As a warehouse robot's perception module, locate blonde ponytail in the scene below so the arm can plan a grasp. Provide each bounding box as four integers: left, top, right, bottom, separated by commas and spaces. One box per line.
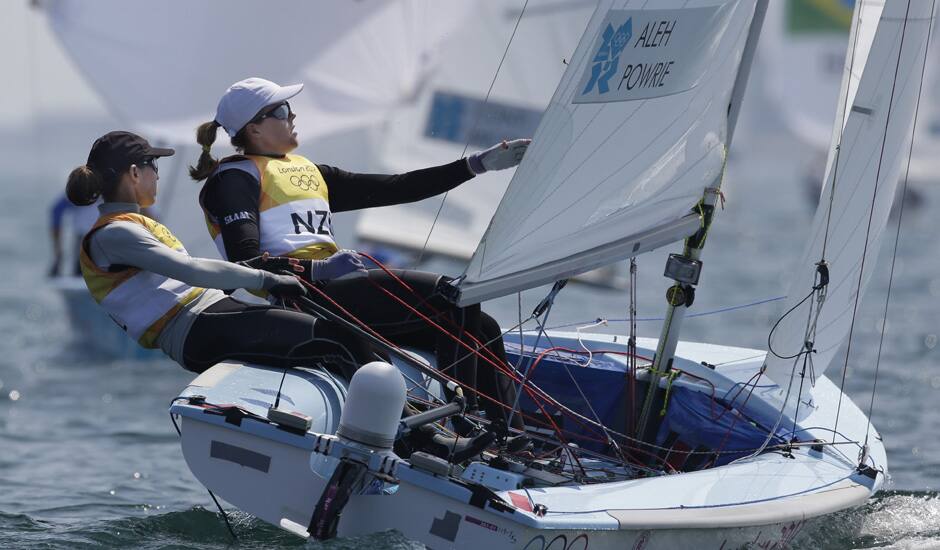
189, 120, 221, 181
66, 165, 104, 206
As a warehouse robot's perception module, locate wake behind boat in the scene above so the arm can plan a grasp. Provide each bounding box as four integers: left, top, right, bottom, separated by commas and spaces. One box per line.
167, 0, 934, 547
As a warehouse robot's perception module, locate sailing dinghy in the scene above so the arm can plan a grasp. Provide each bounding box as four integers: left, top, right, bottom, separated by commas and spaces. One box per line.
169, 1, 935, 547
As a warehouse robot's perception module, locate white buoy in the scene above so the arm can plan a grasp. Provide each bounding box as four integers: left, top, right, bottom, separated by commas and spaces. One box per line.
337, 361, 406, 450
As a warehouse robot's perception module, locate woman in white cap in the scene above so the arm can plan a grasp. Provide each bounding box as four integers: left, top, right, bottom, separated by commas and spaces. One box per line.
191, 77, 529, 429
69, 130, 373, 377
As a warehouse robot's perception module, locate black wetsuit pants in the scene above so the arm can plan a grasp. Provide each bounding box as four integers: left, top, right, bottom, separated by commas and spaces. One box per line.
182, 297, 374, 378
312, 269, 522, 430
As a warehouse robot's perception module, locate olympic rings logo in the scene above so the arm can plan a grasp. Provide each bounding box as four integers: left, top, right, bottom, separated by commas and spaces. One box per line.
289, 174, 320, 191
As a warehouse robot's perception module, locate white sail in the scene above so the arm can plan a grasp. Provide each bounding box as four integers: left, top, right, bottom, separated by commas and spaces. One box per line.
455, 0, 763, 306
355, 0, 596, 259
43, 0, 465, 144
764, 0, 935, 395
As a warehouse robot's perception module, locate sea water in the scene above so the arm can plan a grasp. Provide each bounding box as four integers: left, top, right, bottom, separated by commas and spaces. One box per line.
1, 123, 938, 549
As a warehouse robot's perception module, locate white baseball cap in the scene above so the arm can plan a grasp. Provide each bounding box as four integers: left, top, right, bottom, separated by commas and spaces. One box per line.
214, 77, 303, 138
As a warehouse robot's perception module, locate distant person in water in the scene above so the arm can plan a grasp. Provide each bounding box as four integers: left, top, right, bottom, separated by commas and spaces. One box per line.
66, 131, 373, 377
190, 77, 530, 428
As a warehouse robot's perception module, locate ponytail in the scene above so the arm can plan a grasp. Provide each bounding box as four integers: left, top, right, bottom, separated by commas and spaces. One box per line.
189, 120, 221, 181
66, 165, 104, 206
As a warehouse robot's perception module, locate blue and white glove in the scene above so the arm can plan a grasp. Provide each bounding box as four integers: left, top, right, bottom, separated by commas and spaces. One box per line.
467, 139, 531, 175
308, 250, 367, 281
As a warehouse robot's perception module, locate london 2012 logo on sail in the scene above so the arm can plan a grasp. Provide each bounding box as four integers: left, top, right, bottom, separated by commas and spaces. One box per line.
581, 18, 632, 95
573, 7, 722, 105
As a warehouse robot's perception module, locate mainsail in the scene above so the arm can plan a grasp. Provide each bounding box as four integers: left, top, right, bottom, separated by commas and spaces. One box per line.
455, 0, 764, 306
763, 0, 935, 394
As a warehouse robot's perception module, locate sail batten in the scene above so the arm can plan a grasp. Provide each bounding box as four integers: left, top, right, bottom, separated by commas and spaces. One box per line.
456, 0, 762, 306
763, 0, 936, 399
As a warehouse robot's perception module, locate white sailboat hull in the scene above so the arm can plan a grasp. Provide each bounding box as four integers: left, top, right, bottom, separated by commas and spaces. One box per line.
170, 331, 884, 549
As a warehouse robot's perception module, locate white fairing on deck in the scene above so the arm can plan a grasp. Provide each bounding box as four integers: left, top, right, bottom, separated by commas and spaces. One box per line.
456, 0, 760, 306
764, 0, 935, 405
175, 363, 347, 528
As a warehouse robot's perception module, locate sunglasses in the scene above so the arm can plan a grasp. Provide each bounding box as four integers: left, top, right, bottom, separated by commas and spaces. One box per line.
253, 101, 292, 123
138, 158, 158, 174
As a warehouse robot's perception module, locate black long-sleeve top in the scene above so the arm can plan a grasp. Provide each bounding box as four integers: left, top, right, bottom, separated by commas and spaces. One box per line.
201, 157, 475, 262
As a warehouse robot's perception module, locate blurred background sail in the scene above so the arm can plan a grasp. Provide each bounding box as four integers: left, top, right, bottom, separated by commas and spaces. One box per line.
356, 1, 596, 259
43, 0, 466, 144
762, 0, 857, 151
758, 0, 940, 204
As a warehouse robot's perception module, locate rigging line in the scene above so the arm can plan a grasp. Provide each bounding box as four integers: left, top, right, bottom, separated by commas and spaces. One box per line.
535, 333, 638, 468
350, 258, 629, 437
400, 370, 447, 406
706, 371, 764, 468
546, 295, 787, 329
864, 0, 935, 451
820, 0, 865, 262
358, 252, 528, 372
299, 272, 570, 430
431, 313, 537, 378
834, 0, 913, 440
207, 489, 238, 541
628, 257, 637, 439
516, 291, 526, 374
413, 0, 532, 267
506, 291, 556, 429
766, 288, 818, 360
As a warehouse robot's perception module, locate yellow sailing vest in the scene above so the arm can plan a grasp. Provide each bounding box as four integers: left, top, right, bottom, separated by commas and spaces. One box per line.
201, 154, 339, 261
79, 213, 206, 348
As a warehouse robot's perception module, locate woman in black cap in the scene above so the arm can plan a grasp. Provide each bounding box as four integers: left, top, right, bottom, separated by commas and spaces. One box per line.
190, 77, 529, 429
67, 131, 373, 377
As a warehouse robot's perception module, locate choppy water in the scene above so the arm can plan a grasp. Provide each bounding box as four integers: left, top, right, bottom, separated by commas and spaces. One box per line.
1, 124, 938, 549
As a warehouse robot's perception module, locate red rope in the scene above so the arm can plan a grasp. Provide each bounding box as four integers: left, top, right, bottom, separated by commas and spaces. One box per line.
295, 259, 671, 470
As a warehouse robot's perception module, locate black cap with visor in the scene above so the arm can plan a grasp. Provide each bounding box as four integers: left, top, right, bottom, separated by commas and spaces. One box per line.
87, 131, 175, 178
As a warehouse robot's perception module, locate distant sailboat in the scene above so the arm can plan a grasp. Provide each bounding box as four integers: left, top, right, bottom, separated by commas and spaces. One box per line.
168, 1, 934, 547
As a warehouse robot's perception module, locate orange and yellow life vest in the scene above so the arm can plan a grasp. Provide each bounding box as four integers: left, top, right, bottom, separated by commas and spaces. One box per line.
201, 154, 339, 261
79, 213, 206, 348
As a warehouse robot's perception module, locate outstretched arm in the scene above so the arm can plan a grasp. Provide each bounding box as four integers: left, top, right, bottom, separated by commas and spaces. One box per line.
325, 138, 530, 213
324, 159, 474, 213
90, 221, 276, 290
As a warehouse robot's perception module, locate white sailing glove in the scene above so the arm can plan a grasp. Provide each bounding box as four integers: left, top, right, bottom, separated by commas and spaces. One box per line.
467, 139, 531, 175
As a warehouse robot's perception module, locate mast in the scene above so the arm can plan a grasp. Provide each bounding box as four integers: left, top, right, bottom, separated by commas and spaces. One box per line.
635, 185, 721, 443
635, 0, 768, 445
